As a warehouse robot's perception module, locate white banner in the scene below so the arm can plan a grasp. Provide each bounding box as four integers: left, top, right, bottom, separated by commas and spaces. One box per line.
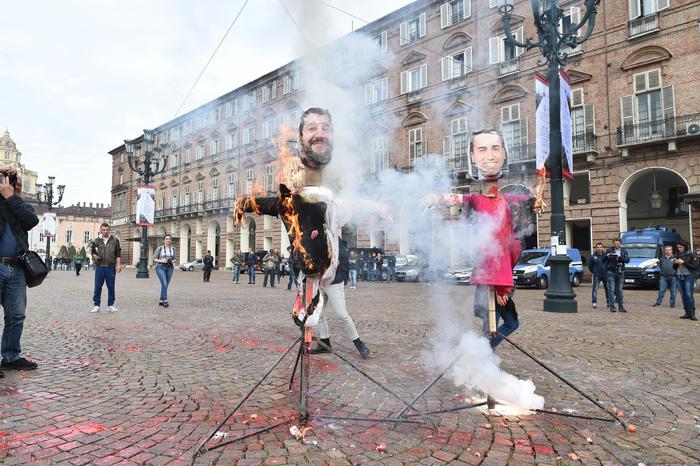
42, 212, 57, 237
560, 70, 574, 180
136, 185, 156, 226
535, 73, 549, 173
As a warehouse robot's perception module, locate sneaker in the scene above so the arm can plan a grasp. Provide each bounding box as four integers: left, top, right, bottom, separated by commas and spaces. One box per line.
619, 307, 627, 313
1, 357, 38, 370
353, 339, 370, 359
609, 306, 617, 312
107, 306, 118, 312
159, 301, 164, 306
163, 301, 169, 308
90, 306, 101, 313
652, 302, 661, 307
592, 302, 597, 309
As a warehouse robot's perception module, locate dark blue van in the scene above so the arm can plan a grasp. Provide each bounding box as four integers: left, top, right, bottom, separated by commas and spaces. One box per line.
620, 227, 683, 287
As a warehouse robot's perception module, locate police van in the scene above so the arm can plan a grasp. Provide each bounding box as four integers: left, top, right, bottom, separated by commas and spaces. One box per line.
620, 227, 682, 287
513, 248, 584, 289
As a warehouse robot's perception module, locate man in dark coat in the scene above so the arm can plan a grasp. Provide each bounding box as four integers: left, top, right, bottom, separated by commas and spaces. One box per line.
602, 238, 630, 312
202, 250, 214, 282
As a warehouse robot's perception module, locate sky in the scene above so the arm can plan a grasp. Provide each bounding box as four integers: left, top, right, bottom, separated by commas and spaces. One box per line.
0, 0, 412, 207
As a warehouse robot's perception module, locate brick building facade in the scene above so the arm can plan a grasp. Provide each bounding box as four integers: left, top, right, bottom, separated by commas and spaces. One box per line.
109, 0, 700, 268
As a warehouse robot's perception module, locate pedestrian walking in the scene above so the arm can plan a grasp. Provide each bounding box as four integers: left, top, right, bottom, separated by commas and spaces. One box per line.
603, 238, 630, 312
287, 246, 298, 291
153, 234, 176, 307
386, 253, 396, 282
348, 250, 358, 289
0, 168, 40, 376
653, 245, 676, 308
587, 242, 608, 309
674, 242, 698, 320
90, 222, 122, 313
245, 249, 257, 285
74, 252, 84, 276
230, 250, 243, 283
262, 248, 279, 288
202, 250, 214, 282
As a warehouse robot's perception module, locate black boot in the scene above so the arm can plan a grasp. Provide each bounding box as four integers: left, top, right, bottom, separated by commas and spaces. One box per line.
680, 309, 691, 319
690, 309, 698, 321
310, 338, 331, 354
353, 338, 370, 359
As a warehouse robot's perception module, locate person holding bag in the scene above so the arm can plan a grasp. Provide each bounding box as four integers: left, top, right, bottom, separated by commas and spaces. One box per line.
153, 234, 176, 308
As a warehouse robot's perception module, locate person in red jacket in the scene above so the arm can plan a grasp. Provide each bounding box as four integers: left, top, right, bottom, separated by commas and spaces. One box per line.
425, 129, 539, 347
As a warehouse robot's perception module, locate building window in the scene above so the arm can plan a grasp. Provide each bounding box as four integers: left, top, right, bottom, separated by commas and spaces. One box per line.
243, 127, 256, 145
261, 81, 277, 103
571, 88, 596, 152
501, 103, 528, 160
265, 164, 275, 193
408, 127, 425, 167
443, 117, 468, 170
211, 178, 219, 201
197, 181, 204, 203
225, 132, 238, 150
172, 189, 178, 208
184, 185, 191, 205
210, 139, 220, 155
65, 230, 72, 244
440, 0, 471, 28
171, 152, 179, 167
159, 193, 165, 210
376, 31, 388, 53
567, 172, 590, 205
185, 148, 192, 163
244, 90, 256, 111
399, 12, 426, 45
367, 137, 388, 180
283, 70, 301, 94
400, 64, 427, 94
245, 168, 254, 193
119, 173, 124, 184
620, 69, 675, 142
170, 126, 180, 141
364, 77, 389, 105
228, 173, 237, 197
84, 231, 90, 244
182, 120, 192, 136
262, 118, 278, 142
441, 48, 473, 81
489, 27, 524, 64
629, 0, 669, 20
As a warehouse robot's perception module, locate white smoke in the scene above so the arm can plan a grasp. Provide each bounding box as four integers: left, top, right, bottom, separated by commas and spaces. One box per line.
285, 0, 544, 412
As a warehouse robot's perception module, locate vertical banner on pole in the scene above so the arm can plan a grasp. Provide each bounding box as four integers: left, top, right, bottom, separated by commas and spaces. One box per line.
42, 212, 57, 237
535, 73, 549, 176
560, 70, 574, 181
136, 185, 156, 226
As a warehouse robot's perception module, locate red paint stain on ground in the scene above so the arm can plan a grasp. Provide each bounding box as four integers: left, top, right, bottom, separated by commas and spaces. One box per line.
124, 346, 143, 351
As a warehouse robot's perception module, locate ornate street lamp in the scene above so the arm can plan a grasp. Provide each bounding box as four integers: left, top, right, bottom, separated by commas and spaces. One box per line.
125, 129, 168, 278
36, 176, 66, 266
499, 0, 600, 313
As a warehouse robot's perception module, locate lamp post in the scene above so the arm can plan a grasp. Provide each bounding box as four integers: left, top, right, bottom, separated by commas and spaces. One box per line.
499, 0, 600, 313
125, 129, 168, 278
36, 176, 65, 267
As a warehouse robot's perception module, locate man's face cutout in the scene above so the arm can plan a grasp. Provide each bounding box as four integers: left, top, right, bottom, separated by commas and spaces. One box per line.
300, 113, 334, 168
471, 132, 506, 178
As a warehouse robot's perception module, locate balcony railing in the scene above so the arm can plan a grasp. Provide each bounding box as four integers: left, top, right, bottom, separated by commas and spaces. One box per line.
204, 199, 235, 211
629, 13, 659, 38
572, 131, 598, 154
561, 43, 582, 56
499, 58, 519, 76
507, 143, 535, 164
176, 203, 204, 215
154, 208, 176, 219
407, 90, 422, 104
617, 112, 700, 146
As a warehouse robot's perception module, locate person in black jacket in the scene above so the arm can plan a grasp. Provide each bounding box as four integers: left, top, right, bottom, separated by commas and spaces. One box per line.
674, 242, 698, 320
653, 245, 677, 308
202, 250, 214, 282
587, 242, 608, 309
245, 249, 257, 285
602, 238, 630, 312
0, 169, 40, 376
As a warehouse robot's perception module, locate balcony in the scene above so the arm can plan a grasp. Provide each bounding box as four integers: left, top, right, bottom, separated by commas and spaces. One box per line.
171, 166, 179, 175
204, 198, 236, 211
572, 131, 598, 162
507, 143, 536, 164
176, 203, 204, 216
406, 90, 422, 104
111, 183, 129, 194
499, 58, 519, 77
629, 13, 659, 38
617, 112, 700, 151
561, 43, 582, 57
154, 208, 176, 220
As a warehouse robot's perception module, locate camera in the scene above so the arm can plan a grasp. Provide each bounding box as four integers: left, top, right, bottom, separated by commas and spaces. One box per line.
0, 172, 18, 187
166, 258, 173, 266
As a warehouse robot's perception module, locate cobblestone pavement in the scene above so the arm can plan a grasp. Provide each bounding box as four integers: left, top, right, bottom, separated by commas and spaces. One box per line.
0, 269, 698, 465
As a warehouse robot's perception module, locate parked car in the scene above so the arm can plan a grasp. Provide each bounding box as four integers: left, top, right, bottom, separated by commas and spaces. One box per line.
240, 250, 268, 274
442, 264, 473, 285
395, 253, 429, 282
180, 258, 204, 271
512, 248, 584, 289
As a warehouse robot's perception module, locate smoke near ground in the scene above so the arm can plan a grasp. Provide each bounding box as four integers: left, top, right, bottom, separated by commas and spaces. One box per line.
285, 1, 544, 411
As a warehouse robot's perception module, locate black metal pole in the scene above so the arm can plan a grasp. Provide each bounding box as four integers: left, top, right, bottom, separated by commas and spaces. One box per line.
136, 152, 152, 279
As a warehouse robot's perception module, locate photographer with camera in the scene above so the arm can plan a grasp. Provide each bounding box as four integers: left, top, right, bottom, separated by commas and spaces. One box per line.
603, 238, 630, 313
153, 233, 176, 308
0, 167, 40, 376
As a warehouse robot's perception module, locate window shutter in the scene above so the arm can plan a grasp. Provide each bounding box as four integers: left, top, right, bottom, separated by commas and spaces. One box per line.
464, 0, 471, 18
364, 84, 371, 105
661, 84, 675, 119
512, 103, 520, 120
440, 3, 450, 28
400, 71, 408, 94
271, 81, 277, 99
381, 31, 388, 52
584, 104, 595, 134
381, 77, 389, 100
572, 89, 584, 107
419, 12, 427, 38
441, 56, 451, 81
443, 136, 452, 159
519, 118, 528, 146
634, 73, 646, 93
464, 47, 473, 72
420, 64, 428, 88
647, 69, 661, 89
489, 37, 500, 64
515, 27, 524, 57
501, 106, 509, 123
400, 21, 408, 45
620, 94, 636, 129
629, 0, 640, 20
656, 0, 669, 11
571, 7, 581, 36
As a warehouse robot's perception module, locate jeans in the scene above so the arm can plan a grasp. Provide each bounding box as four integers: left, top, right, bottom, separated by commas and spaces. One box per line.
591, 274, 608, 305
677, 275, 696, 311
474, 285, 519, 348
232, 265, 241, 283
349, 269, 357, 288
156, 264, 174, 301
387, 266, 395, 282
288, 268, 296, 290
656, 276, 676, 305
0, 264, 28, 362
93, 266, 116, 307
247, 265, 255, 284
606, 272, 624, 308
